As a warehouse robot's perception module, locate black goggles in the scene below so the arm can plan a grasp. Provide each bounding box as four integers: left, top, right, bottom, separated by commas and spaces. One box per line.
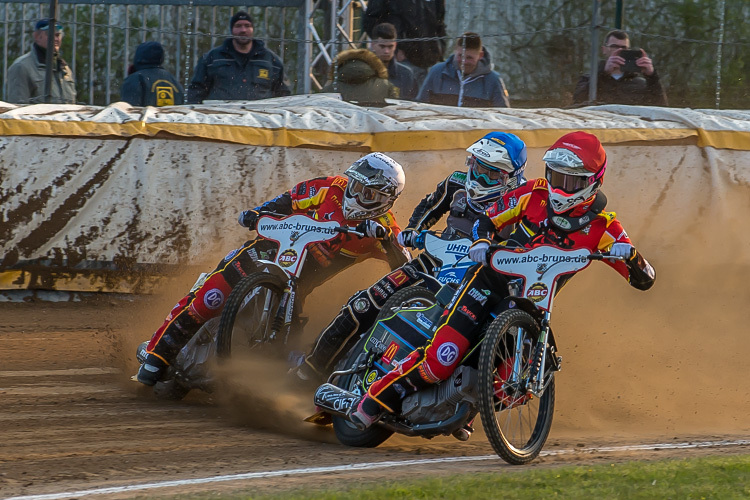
545, 165, 593, 194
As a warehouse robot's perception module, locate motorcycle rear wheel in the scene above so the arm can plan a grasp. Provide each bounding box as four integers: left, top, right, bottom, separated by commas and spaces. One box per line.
331, 286, 437, 448
216, 272, 287, 358
478, 308, 555, 465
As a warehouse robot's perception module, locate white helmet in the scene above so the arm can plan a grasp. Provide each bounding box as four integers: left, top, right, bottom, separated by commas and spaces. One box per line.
342, 152, 405, 220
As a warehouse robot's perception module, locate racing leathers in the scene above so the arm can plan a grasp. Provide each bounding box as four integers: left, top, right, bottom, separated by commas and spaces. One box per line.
297, 171, 512, 381
142, 176, 408, 377
358, 178, 655, 418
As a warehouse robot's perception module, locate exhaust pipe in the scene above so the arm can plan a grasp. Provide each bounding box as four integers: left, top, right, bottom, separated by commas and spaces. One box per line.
313, 383, 359, 418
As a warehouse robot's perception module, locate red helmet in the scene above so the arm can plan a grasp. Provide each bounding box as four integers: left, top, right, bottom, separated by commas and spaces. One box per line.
542, 131, 607, 213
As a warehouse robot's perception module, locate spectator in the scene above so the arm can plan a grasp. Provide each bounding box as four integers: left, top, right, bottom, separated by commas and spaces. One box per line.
368, 23, 418, 100
573, 29, 668, 106
363, 0, 446, 84
120, 42, 184, 107
416, 32, 510, 108
7, 18, 76, 104
322, 48, 398, 107
187, 11, 291, 104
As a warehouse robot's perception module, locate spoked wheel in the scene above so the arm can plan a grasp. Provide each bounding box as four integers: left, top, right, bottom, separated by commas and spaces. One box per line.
331, 286, 437, 448
216, 272, 287, 358
478, 309, 555, 465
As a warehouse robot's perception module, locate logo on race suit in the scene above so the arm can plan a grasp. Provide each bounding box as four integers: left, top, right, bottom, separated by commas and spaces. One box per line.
459, 305, 477, 322
323, 211, 335, 220
309, 186, 316, 197
353, 298, 370, 314
415, 312, 433, 330
381, 341, 399, 366
527, 282, 549, 302
507, 195, 518, 209
551, 216, 572, 230
467, 287, 488, 305
436, 342, 460, 366
581, 225, 591, 235
224, 249, 239, 262
203, 288, 224, 310
278, 249, 298, 268
366, 370, 377, 385
386, 269, 409, 287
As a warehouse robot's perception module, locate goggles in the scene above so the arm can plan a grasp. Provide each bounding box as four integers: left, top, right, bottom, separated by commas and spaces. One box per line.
545, 164, 594, 194
347, 180, 390, 206
466, 156, 510, 186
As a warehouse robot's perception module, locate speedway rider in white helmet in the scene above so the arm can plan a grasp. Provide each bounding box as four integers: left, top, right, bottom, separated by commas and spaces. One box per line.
136, 152, 409, 387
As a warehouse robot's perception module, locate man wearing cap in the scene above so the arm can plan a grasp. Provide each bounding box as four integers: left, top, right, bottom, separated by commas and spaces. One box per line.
7, 18, 76, 104
187, 11, 291, 104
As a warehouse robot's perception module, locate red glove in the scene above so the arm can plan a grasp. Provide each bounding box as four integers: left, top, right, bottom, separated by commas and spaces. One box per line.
309, 242, 337, 267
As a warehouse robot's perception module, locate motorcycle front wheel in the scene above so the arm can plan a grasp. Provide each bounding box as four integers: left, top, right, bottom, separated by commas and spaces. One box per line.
216, 272, 287, 358
478, 308, 555, 465
331, 286, 437, 447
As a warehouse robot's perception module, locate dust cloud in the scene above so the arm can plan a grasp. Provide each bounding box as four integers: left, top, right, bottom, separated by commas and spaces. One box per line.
126, 144, 750, 443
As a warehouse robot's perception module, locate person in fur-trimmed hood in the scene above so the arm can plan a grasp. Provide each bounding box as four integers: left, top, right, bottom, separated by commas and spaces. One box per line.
322, 48, 398, 106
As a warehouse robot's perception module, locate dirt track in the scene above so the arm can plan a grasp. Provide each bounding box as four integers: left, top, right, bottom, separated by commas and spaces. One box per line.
3, 275, 750, 499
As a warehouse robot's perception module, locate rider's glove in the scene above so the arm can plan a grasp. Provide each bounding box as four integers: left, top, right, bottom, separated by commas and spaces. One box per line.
610, 242, 635, 259
356, 220, 387, 239
309, 242, 336, 267
238, 209, 261, 230
397, 229, 418, 248
468, 241, 490, 266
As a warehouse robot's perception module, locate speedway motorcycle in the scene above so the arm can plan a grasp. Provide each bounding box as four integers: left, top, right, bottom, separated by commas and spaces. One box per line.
136, 213, 364, 400
311, 244, 623, 465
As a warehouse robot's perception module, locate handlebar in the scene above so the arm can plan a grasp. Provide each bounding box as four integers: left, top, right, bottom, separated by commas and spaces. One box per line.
587, 253, 626, 262
335, 226, 366, 238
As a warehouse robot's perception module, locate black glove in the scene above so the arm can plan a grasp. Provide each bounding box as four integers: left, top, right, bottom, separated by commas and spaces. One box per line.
238, 210, 261, 230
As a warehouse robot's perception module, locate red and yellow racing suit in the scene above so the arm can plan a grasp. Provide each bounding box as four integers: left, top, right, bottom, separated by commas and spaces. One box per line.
363, 179, 655, 415
145, 175, 407, 367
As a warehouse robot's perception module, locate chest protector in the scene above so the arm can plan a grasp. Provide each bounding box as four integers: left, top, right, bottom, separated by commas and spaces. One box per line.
445, 190, 483, 239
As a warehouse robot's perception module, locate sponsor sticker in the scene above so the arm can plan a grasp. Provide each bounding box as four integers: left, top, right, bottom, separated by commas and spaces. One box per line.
278, 249, 298, 268
203, 288, 224, 310
366, 370, 377, 385
467, 287, 488, 305
381, 341, 399, 366
224, 249, 239, 262
459, 305, 477, 322
353, 298, 370, 314
415, 312, 433, 330
527, 282, 549, 302
386, 269, 409, 287
436, 342, 459, 366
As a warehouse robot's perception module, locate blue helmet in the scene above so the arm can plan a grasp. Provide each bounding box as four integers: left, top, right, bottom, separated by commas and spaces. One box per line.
465, 132, 527, 210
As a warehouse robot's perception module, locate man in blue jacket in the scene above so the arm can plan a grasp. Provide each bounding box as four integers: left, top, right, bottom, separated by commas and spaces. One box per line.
187, 11, 291, 104
416, 32, 510, 108
120, 41, 184, 107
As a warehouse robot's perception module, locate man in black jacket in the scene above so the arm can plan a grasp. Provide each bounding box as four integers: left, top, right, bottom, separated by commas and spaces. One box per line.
368, 23, 418, 100
573, 29, 668, 107
120, 41, 184, 107
363, 0, 446, 82
187, 11, 291, 103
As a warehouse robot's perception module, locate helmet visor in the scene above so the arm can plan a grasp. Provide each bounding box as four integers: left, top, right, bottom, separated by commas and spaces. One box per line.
466, 156, 510, 186
545, 164, 593, 194
347, 179, 390, 207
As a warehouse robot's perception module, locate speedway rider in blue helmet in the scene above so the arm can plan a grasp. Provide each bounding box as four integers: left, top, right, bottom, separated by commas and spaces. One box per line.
292, 132, 527, 439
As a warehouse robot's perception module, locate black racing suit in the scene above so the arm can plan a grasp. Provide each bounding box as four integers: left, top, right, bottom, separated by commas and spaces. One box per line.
300, 171, 513, 380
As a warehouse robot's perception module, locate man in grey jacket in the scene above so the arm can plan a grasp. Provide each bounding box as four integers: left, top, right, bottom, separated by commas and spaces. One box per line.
7, 18, 76, 104
416, 32, 509, 108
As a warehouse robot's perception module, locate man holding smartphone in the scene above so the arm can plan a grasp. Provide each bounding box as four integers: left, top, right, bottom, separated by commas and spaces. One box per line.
572, 29, 668, 107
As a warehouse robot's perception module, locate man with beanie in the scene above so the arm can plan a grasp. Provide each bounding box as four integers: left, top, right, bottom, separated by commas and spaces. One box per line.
7, 18, 76, 104
187, 11, 291, 103
120, 41, 184, 107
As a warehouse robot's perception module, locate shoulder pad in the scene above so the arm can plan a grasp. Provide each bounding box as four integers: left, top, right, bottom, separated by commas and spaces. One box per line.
449, 171, 467, 184
600, 210, 617, 224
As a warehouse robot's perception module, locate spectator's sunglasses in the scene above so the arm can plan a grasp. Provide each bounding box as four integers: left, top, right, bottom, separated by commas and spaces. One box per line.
466, 155, 510, 186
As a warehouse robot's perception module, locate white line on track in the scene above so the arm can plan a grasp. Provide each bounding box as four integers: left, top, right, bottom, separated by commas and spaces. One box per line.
5, 439, 750, 500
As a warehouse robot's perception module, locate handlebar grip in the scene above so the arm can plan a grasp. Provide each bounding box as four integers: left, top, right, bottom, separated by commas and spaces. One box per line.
588, 254, 605, 261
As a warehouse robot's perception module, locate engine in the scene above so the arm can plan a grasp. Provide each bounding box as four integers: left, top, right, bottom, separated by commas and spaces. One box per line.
400, 365, 479, 424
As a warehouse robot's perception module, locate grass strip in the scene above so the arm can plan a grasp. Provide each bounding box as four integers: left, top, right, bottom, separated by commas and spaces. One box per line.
216, 454, 750, 500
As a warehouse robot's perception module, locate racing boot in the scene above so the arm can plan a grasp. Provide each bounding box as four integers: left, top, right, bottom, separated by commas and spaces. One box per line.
349, 395, 385, 430
136, 353, 168, 386
287, 355, 325, 390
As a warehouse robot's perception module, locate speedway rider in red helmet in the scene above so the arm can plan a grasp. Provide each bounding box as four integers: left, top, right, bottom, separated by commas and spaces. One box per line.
137, 152, 410, 387
348, 131, 656, 429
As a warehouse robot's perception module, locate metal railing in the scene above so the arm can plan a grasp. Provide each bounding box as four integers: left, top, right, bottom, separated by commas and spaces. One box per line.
0, 0, 363, 105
